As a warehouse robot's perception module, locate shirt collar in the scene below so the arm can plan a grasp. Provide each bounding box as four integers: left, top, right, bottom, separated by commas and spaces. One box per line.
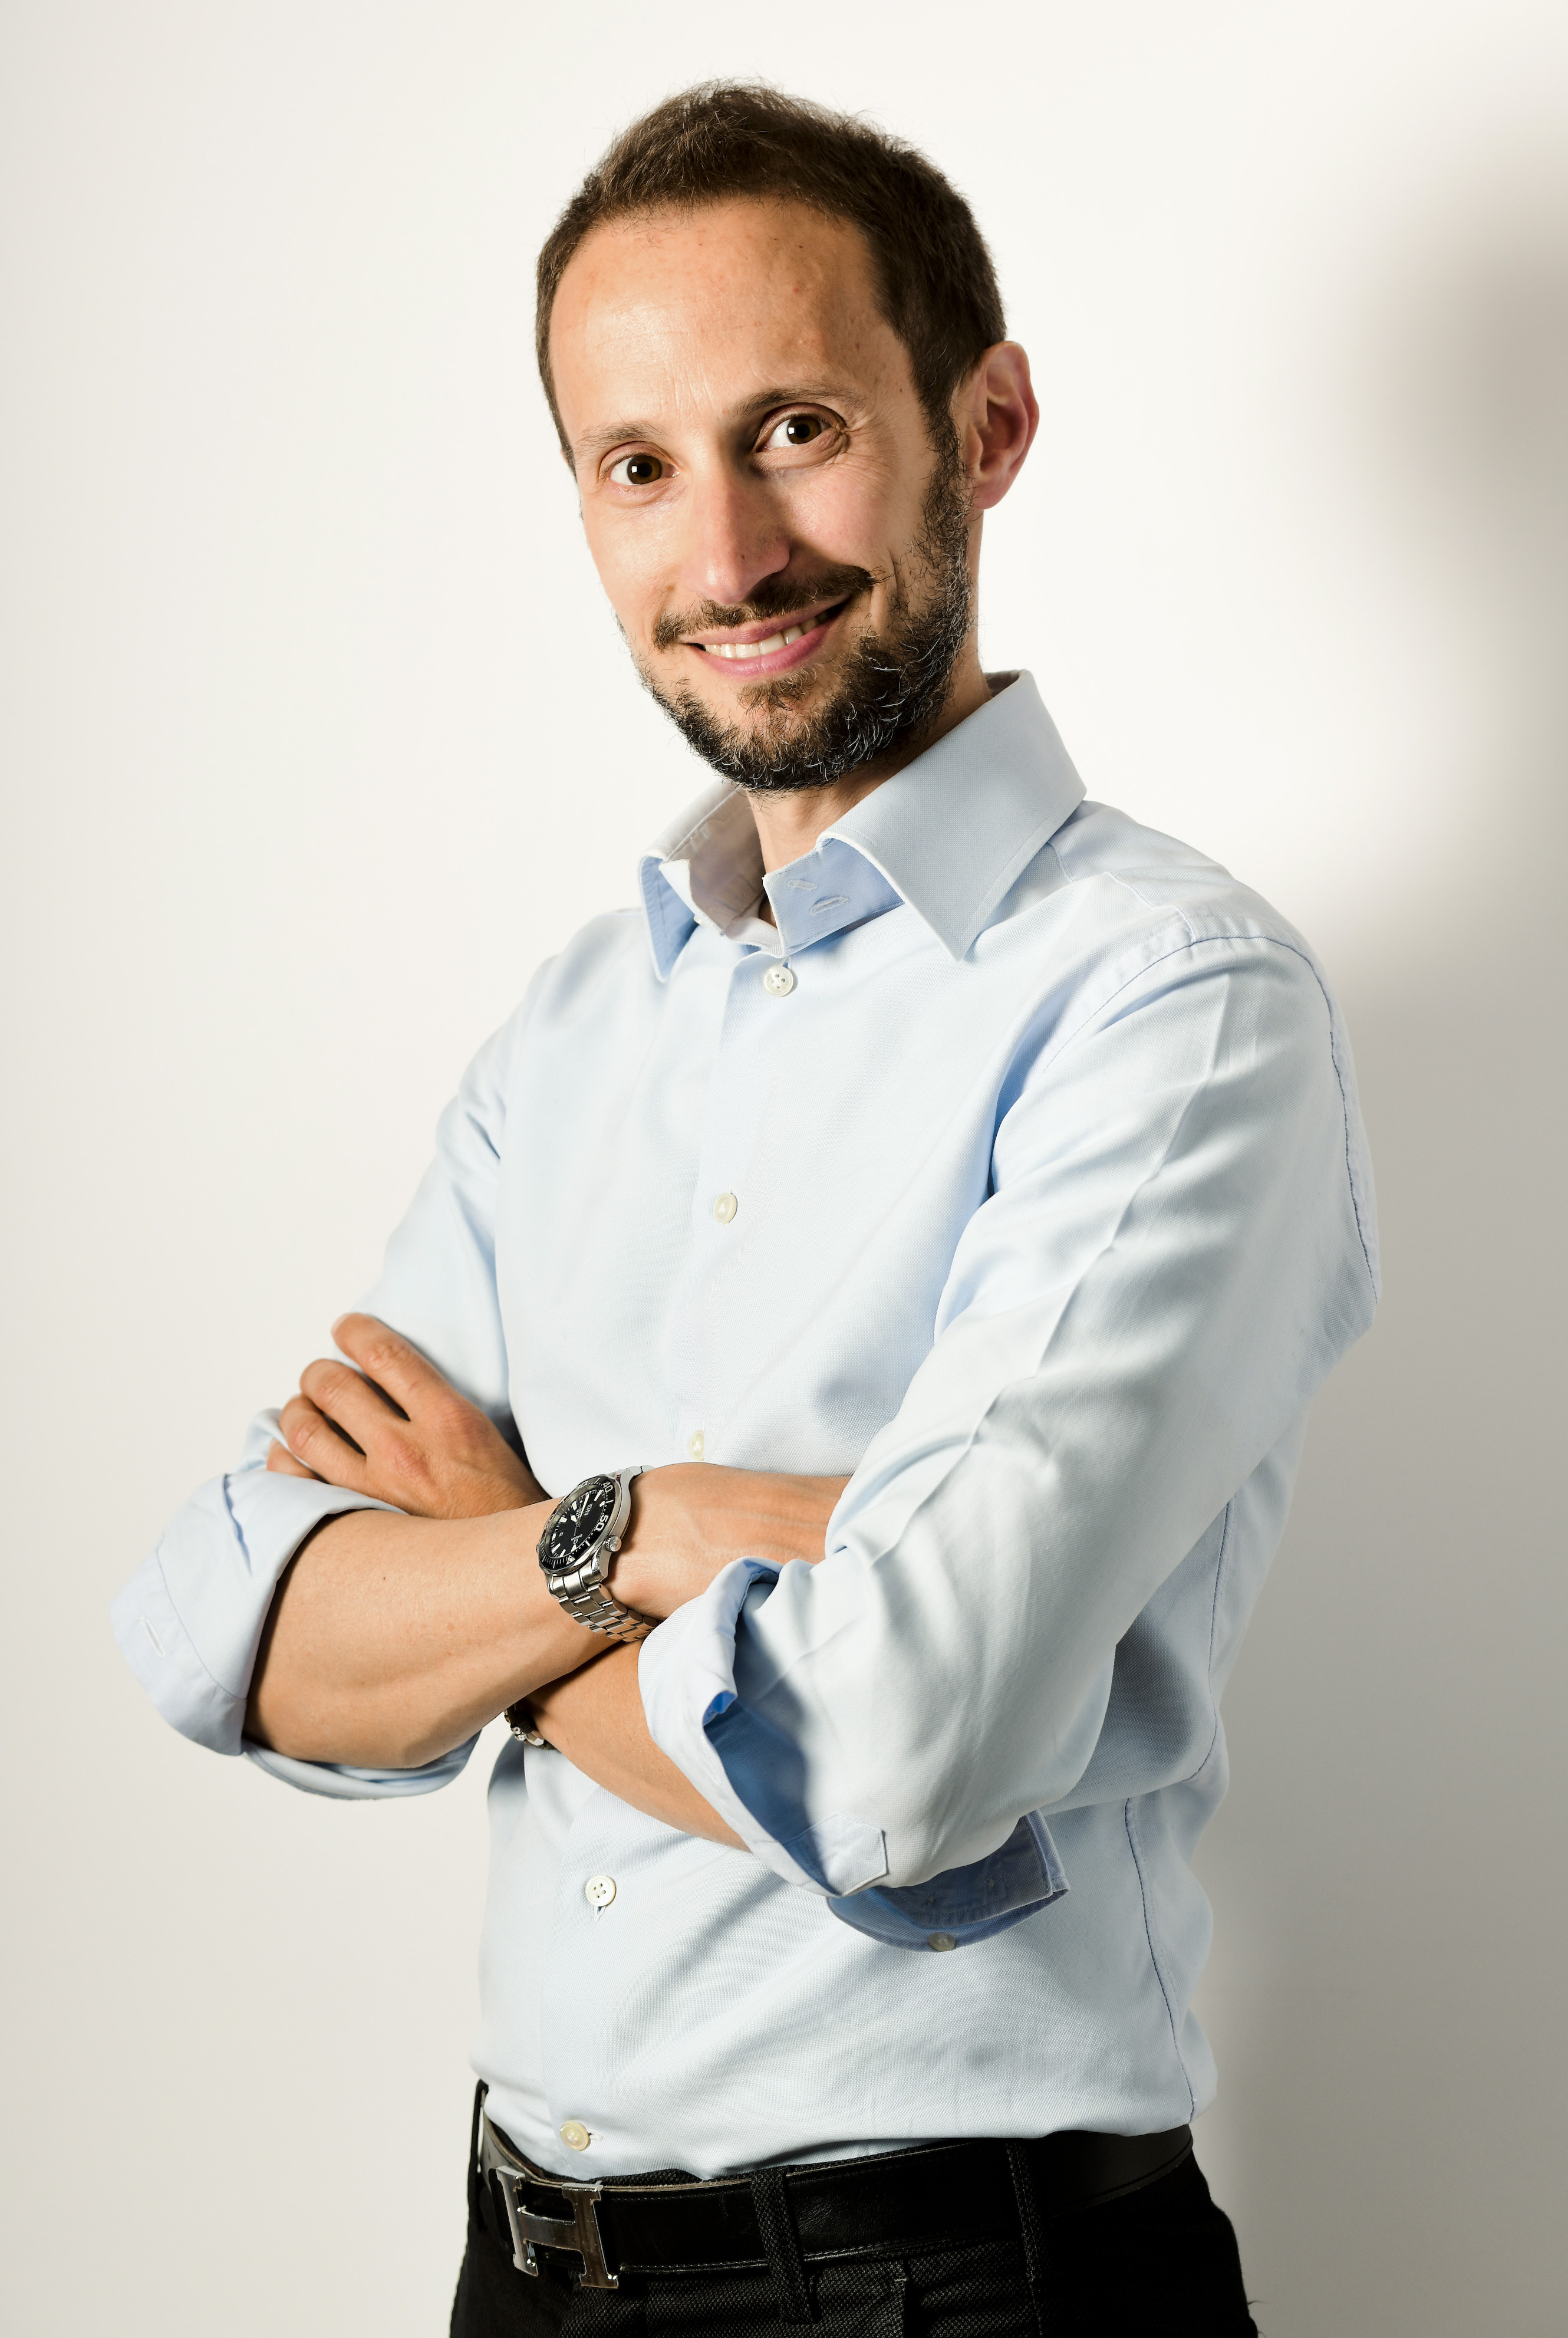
637, 671, 1086, 980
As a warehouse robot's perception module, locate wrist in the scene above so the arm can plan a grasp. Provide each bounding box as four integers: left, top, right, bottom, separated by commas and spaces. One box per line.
612, 1463, 846, 1619
535, 1468, 654, 1643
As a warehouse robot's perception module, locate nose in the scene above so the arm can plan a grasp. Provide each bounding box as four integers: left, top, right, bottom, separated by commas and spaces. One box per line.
677, 461, 792, 613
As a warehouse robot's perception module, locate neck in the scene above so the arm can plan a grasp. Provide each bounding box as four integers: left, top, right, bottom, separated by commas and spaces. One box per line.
744, 650, 992, 877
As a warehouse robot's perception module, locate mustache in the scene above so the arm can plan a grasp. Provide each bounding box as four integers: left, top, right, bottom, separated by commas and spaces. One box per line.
650, 564, 877, 652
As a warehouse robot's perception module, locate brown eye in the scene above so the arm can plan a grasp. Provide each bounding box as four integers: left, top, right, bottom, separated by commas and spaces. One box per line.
763, 413, 826, 451
609, 452, 665, 486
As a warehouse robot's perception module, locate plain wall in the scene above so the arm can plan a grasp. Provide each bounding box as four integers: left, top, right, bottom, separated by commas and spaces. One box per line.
3, 5, 1564, 2332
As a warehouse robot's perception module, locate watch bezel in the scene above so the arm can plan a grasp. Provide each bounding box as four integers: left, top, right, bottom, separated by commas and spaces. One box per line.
538, 1471, 622, 1583
535, 1468, 644, 1634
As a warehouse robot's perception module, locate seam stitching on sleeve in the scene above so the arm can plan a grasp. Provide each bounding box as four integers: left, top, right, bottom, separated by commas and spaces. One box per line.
1184, 1502, 1234, 1788
1124, 1796, 1197, 2120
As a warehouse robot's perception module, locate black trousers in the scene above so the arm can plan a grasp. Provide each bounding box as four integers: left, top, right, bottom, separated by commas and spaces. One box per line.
450, 2120, 1259, 2338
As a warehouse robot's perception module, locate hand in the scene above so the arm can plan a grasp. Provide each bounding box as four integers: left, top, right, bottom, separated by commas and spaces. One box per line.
612, 1464, 848, 1619
266, 1313, 544, 1518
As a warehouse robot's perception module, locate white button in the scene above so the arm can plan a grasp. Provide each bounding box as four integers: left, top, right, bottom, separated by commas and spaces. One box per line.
584, 1874, 617, 1911
713, 1191, 738, 1224
687, 1429, 705, 1460
559, 2120, 592, 2152
928, 1932, 957, 1952
763, 964, 796, 996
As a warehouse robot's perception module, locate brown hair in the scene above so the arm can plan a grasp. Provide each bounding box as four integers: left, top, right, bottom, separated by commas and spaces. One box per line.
536, 82, 1006, 452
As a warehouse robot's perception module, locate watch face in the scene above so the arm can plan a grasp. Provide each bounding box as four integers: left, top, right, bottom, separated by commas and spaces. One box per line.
541, 1474, 619, 1575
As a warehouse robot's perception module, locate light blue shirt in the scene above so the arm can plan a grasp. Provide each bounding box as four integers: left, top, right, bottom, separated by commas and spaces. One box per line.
112, 673, 1377, 2178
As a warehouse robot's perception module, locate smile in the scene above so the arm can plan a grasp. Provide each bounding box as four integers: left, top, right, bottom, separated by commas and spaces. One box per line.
685, 599, 850, 678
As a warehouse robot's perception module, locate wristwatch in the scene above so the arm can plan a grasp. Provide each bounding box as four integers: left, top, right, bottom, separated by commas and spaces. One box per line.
534, 1466, 651, 1643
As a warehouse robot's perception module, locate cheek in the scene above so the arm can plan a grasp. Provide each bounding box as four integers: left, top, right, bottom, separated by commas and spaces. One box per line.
783, 459, 905, 568
578, 507, 669, 637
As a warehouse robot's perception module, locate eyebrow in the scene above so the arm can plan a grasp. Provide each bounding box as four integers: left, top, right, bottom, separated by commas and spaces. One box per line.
571, 385, 854, 463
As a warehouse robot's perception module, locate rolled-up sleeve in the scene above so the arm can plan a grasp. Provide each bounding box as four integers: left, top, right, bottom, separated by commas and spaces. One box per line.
640, 936, 1378, 1942
111, 997, 535, 1798
110, 1418, 397, 1758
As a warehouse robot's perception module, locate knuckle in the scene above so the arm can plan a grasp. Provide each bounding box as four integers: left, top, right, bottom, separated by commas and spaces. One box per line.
383, 1432, 436, 1491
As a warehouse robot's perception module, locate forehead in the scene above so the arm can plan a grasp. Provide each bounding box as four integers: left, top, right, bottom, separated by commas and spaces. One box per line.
548, 198, 908, 441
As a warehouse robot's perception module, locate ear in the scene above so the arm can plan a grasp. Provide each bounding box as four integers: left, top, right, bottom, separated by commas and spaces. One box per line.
956, 344, 1039, 514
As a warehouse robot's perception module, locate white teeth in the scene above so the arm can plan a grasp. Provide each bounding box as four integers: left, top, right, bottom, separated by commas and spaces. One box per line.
707, 619, 812, 659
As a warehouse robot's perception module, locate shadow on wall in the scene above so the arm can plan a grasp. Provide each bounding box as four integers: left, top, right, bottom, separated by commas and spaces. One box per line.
1191, 169, 1568, 2337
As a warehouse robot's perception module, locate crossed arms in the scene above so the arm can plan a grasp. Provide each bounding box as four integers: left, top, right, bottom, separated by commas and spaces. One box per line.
245, 1312, 846, 1846
196, 933, 1373, 1915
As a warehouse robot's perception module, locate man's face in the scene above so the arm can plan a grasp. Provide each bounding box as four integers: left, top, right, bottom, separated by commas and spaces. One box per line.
548, 199, 977, 790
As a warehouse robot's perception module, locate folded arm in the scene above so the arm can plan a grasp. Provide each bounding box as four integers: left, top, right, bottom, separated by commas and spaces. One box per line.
526, 1648, 745, 1847
639, 942, 1379, 1919
248, 1314, 845, 1800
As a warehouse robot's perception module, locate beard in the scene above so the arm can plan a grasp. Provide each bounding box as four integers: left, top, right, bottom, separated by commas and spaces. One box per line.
633, 434, 976, 793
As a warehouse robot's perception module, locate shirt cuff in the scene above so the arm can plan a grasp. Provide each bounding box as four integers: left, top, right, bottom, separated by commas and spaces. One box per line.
826, 1812, 1068, 1950
242, 1737, 479, 1799
110, 1454, 396, 1756
639, 1560, 1069, 1949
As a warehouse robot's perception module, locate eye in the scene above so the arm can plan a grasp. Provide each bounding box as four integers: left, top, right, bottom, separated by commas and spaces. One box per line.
762, 413, 826, 451
608, 452, 666, 487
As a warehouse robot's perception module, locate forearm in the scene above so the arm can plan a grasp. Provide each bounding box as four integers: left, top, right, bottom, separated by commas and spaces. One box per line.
245, 1500, 595, 1768
245, 1459, 848, 1775
527, 1647, 745, 1848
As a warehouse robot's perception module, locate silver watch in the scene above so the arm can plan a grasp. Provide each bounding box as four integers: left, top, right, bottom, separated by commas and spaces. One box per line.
535, 1466, 651, 1642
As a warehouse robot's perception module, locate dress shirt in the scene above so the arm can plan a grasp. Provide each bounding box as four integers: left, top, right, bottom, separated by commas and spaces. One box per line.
112, 672, 1378, 2178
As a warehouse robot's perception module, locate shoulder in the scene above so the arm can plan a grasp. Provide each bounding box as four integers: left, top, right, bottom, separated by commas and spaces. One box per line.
440, 909, 650, 1129
517, 907, 652, 1030
1043, 798, 1312, 958
1000, 798, 1378, 1297
986, 797, 1336, 1020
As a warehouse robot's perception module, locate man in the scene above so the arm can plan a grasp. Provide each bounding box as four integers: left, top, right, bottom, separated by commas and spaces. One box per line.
113, 82, 1377, 2336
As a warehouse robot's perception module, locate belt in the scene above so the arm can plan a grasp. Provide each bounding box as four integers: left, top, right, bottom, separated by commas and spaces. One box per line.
477, 2104, 1193, 2293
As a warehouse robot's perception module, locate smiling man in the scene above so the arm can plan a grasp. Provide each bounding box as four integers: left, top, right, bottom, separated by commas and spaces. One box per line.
113, 84, 1377, 2338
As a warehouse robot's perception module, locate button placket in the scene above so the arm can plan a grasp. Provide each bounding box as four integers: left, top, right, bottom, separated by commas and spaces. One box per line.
663, 938, 789, 1463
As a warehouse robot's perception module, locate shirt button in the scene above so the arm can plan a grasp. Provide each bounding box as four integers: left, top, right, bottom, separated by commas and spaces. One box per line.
928, 1933, 958, 1952
762, 964, 796, 996
713, 1191, 738, 1224
559, 2120, 592, 2152
687, 1429, 705, 1460
584, 1874, 617, 1911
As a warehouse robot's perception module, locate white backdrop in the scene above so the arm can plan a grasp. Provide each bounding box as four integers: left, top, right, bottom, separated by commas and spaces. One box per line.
4, 5, 1564, 2333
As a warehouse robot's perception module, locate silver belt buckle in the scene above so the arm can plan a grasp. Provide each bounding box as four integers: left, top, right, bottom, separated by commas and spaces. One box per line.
492, 2165, 619, 2291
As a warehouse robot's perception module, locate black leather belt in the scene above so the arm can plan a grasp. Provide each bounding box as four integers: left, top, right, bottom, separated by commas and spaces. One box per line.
477, 2104, 1193, 2293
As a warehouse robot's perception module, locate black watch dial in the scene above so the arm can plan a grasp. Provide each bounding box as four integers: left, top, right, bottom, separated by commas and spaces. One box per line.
539, 1473, 620, 1576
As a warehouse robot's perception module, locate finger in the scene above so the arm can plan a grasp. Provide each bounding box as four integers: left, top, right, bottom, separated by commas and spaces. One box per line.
330, 1313, 455, 1419
297, 1356, 401, 1448
277, 1392, 370, 1492
265, 1439, 322, 1482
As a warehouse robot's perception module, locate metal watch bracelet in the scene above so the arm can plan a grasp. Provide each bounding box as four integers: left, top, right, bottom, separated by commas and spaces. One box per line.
505, 1467, 650, 1747
539, 1465, 652, 1644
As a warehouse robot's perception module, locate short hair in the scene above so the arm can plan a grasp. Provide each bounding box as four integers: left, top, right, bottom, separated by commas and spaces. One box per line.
536, 81, 1006, 452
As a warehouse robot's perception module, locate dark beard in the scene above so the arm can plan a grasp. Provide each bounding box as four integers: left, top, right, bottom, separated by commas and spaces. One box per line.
634, 438, 975, 794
